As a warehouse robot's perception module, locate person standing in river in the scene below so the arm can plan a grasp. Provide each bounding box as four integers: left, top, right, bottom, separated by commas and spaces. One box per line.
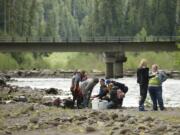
137, 59, 149, 111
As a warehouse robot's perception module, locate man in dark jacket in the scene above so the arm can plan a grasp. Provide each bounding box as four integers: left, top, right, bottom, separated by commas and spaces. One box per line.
106, 81, 128, 109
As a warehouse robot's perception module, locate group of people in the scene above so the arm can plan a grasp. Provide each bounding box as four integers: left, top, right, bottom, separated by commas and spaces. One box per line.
70, 59, 167, 110
137, 59, 168, 111
70, 70, 128, 109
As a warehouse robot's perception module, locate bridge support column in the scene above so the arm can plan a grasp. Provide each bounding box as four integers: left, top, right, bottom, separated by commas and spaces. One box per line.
113, 52, 127, 78
104, 52, 115, 79
104, 52, 127, 78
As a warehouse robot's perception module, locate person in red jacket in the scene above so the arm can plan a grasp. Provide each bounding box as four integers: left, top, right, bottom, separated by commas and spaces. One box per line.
70, 70, 86, 108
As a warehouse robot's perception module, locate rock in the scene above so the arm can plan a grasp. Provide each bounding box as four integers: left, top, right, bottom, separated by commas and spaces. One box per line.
0, 78, 6, 86
85, 126, 96, 132
97, 121, 105, 127
46, 120, 60, 127
98, 113, 110, 121
111, 113, 118, 120
137, 124, 150, 130
77, 116, 87, 121
87, 118, 97, 125
141, 116, 154, 122
0, 131, 4, 135
119, 128, 132, 134
172, 124, 180, 129
42, 96, 54, 106
26, 70, 40, 77
117, 115, 129, 122
5, 100, 16, 104
18, 125, 28, 130
60, 117, 73, 122
88, 110, 99, 117
104, 120, 114, 127
113, 128, 132, 135
13, 95, 28, 102
45, 88, 58, 95
111, 126, 119, 131
127, 117, 136, 124
5, 130, 12, 135
30, 117, 39, 124
152, 125, 167, 132
39, 123, 49, 129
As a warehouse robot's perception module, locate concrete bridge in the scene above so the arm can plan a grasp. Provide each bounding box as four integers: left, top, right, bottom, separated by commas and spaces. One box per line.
0, 36, 179, 78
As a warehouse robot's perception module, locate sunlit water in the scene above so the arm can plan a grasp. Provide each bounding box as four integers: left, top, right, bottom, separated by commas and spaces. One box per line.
7, 77, 180, 107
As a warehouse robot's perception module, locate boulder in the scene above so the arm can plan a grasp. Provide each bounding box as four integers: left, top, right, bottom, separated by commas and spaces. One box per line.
0, 78, 6, 86
13, 95, 28, 102
45, 88, 58, 95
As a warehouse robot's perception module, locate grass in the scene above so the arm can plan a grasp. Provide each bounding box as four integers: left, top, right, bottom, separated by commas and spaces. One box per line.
0, 51, 180, 71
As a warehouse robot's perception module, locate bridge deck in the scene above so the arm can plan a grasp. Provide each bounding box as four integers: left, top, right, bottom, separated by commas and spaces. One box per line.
0, 36, 179, 52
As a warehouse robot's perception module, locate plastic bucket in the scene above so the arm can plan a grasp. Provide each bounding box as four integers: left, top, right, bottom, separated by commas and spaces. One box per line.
92, 99, 99, 110
98, 100, 108, 109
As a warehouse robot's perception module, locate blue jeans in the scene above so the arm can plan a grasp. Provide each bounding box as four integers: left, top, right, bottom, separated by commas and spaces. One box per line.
107, 101, 116, 109
148, 86, 164, 110
107, 100, 123, 109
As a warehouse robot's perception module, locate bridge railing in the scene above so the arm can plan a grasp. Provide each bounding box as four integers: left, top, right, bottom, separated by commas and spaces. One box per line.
0, 36, 179, 43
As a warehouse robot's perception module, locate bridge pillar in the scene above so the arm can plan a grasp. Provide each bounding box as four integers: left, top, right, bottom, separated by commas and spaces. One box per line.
104, 52, 115, 79
113, 52, 127, 78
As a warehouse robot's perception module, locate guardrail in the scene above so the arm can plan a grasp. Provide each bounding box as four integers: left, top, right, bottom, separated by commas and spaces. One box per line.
0, 36, 179, 43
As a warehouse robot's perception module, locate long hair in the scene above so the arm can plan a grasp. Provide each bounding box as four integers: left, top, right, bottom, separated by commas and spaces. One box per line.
139, 59, 148, 68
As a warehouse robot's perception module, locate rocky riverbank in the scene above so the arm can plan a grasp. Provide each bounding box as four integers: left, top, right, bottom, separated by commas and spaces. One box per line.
1, 69, 180, 79
0, 102, 180, 135
0, 83, 180, 135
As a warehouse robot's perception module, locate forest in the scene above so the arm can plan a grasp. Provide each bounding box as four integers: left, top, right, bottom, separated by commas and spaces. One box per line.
0, 0, 179, 71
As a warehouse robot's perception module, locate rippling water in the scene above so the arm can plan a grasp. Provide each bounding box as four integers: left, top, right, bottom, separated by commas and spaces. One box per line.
7, 77, 180, 107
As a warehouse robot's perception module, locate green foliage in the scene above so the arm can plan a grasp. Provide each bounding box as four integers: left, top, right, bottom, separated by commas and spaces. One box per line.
0, 53, 49, 70
124, 52, 180, 70
135, 27, 147, 41
44, 52, 105, 72
0, 0, 179, 70
0, 53, 19, 70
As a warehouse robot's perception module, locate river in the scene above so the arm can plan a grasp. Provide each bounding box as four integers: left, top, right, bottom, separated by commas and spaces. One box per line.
7, 77, 180, 107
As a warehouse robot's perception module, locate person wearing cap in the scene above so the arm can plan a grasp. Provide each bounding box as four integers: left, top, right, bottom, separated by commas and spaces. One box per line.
106, 81, 128, 109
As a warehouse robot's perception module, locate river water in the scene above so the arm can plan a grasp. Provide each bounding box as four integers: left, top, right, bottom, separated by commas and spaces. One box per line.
7, 77, 180, 107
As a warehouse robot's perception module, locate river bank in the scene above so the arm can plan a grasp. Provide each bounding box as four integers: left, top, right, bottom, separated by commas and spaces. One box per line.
1, 102, 180, 135
0, 69, 180, 79
0, 84, 180, 135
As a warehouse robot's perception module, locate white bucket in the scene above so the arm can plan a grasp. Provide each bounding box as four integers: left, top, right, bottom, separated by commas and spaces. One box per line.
99, 100, 108, 109
92, 98, 99, 110
92, 99, 108, 110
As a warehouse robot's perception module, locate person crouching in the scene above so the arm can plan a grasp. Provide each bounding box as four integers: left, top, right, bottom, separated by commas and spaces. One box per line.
107, 81, 128, 109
